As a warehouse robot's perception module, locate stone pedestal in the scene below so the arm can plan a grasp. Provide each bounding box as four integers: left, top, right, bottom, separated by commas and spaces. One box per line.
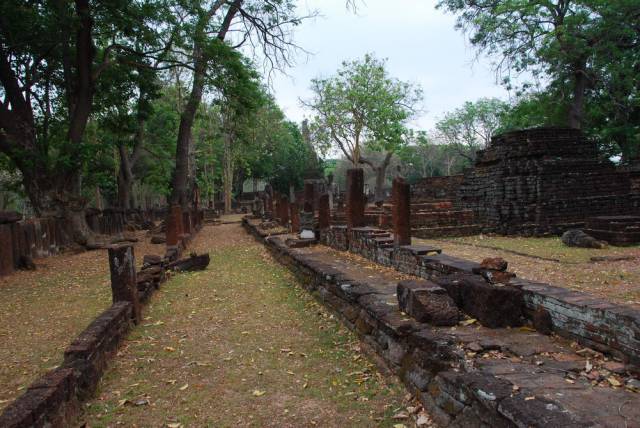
392, 177, 411, 246
304, 181, 316, 213
300, 211, 315, 238
346, 168, 365, 229
290, 202, 300, 233
108, 244, 141, 323
280, 195, 289, 226
318, 194, 330, 230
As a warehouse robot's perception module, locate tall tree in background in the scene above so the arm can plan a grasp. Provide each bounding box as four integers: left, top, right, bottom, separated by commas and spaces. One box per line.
305, 54, 422, 203
435, 98, 508, 161
437, 0, 640, 130
168, 0, 308, 208
0, 0, 167, 244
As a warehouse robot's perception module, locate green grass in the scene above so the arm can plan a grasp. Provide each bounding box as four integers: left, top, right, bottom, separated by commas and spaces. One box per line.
82, 229, 409, 427
442, 235, 639, 264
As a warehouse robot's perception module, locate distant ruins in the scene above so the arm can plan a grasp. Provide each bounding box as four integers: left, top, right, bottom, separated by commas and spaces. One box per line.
412, 127, 640, 241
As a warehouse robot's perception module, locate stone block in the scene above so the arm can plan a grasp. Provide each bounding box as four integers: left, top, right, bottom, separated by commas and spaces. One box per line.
397, 279, 460, 326
434, 274, 524, 328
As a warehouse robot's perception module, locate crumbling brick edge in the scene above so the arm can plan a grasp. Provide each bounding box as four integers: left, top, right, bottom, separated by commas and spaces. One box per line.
0, 223, 204, 428
243, 219, 598, 427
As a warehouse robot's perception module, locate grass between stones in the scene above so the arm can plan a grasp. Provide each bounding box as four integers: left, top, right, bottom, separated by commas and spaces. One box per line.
80, 224, 411, 427
0, 231, 164, 412
420, 235, 640, 306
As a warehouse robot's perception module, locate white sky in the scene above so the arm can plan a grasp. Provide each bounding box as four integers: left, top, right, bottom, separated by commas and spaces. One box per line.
267, 0, 512, 131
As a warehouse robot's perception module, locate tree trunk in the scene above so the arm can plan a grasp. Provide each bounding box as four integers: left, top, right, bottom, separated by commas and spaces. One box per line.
373, 152, 394, 204
223, 131, 234, 214
568, 62, 587, 130
170, 54, 206, 208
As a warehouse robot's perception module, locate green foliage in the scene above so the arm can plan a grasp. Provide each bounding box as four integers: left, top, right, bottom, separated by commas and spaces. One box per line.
305, 54, 422, 164
435, 98, 508, 159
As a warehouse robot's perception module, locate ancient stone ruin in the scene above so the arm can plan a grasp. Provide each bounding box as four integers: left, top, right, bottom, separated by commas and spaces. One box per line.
411, 127, 640, 243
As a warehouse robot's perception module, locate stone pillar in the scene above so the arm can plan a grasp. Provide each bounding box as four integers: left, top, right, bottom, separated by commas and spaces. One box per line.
346, 168, 365, 229
304, 181, 315, 213
166, 205, 182, 246
392, 177, 411, 246
280, 195, 289, 226
318, 193, 330, 230
0, 224, 15, 276
108, 244, 141, 323
274, 191, 280, 221
290, 202, 300, 233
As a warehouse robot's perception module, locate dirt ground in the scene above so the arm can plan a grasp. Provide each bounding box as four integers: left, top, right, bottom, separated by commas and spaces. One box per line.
80, 222, 420, 427
415, 235, 640, 307
0, 230, 165, 411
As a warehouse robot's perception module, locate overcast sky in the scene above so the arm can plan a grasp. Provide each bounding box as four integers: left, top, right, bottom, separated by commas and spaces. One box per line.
265, 0, 511, 131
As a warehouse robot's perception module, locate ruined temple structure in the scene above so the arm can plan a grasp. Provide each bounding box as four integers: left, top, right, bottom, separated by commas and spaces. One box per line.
459, 127, 640, 235
411, 127, 640, 240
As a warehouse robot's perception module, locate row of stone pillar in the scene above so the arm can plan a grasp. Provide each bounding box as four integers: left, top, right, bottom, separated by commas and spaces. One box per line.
264, 167, 411, 245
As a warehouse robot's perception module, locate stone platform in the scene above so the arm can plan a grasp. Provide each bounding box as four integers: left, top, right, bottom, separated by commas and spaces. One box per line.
586, 216, 640, 246
244, 217, 640, 427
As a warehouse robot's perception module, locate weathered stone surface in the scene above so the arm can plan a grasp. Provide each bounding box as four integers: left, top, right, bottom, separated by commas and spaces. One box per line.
434, 274, 524, 328
561, 229, 607, 248
533, 305, 553, 335
243, 219, 640, 427
397, 279, 460, 326
108, 244, 141, 324
392, 177, 411, 246
318, 193, 330, 230
150, 234, 166, 244
166, 253, 210, 272
304, 180, 315, 213
142, 254, 162, 267
479, 257, 508, 271
289, 202, 300, 233
346, 168, 365, 229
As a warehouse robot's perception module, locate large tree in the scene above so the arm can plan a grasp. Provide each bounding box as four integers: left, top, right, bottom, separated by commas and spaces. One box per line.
305, 54, 422, 203
437, 0, 640, 130
0, 0, 168, 243
167, 0, 308, 209
435, 97, 508, 161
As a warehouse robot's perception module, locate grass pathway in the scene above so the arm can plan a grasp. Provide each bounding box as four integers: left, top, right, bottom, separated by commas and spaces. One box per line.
0, 231, 164, 412
81, 222, 412, 427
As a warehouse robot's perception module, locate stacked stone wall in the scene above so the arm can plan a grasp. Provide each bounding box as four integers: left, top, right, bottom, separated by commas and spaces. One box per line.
458, 128, 640, 234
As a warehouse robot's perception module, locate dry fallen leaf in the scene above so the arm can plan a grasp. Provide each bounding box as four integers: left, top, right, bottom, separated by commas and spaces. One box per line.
252, 389, 266, 397
165, 346, 176, 352
607, 377, 621, 387
179, 384, 189, 391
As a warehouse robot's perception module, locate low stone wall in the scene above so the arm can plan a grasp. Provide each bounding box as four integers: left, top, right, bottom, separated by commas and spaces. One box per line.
323, 225, 640, 366
244, 219, 640, 427
0, 208, 166, 277
0, 302, 133, 427
412, 175, 464, 201
0, 218, 205, 427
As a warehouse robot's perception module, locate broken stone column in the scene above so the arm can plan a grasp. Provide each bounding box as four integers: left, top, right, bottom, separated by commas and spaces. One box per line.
108, 244, 141, 324
397, 279, 460, 326
280, 195, 289, 226
166, 205, 182, 246
304, 180, 315, 213
290, 202, 300, 233
392, 177, 411, 246
318, 193, 330, 230
346, 168, 365, 229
